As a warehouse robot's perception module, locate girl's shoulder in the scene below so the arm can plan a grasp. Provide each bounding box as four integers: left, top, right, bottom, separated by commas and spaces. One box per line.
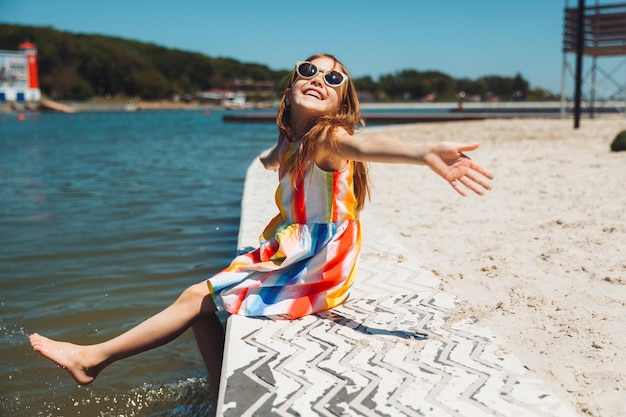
328, 126, 352, 143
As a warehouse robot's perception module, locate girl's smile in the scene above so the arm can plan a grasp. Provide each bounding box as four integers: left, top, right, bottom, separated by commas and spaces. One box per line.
303, 86, 324, 100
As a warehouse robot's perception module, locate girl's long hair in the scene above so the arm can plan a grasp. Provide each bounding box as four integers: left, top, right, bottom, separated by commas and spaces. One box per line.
276, 53, 370, 211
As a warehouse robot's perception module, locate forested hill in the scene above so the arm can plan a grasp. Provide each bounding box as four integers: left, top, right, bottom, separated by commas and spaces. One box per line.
0, 23, 552, 102
0, 23, 286, 101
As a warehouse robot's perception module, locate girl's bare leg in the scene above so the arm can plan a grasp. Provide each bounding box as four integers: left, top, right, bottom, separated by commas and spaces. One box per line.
193, 312, 225, 405
29, 281, 217, 385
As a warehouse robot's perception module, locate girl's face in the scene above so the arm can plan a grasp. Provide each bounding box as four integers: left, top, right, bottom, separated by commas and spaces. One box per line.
288, 56, 345, 119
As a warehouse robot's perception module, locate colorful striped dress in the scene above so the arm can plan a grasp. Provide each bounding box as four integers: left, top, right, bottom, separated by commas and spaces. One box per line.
207, 135, 362, 319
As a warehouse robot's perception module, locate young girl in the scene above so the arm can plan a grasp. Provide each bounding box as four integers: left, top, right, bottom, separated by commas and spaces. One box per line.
29, 53, 493, 403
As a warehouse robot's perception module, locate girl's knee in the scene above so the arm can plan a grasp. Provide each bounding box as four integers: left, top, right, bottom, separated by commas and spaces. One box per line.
178, 282, 209, 303
178, 281, 216, 313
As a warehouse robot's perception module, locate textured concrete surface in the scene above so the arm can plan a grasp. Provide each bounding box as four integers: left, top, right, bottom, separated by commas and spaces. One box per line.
216, 159, 580, 417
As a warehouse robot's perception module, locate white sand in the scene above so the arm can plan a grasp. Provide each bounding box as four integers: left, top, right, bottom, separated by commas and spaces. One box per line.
360, 117, 626, 417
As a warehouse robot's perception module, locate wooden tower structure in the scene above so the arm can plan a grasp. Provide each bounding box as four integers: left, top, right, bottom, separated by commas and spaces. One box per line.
561, 1, 626, 127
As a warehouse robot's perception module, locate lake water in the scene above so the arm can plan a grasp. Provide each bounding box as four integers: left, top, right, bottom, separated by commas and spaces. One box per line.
0, 109, 278, 416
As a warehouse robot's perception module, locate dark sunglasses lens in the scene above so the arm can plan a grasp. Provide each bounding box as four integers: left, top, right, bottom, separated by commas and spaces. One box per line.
325, 71, 344, 86
298, 62, 317, 77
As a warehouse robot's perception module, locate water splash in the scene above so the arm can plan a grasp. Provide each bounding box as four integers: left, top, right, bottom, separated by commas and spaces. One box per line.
2, 377, 214, 417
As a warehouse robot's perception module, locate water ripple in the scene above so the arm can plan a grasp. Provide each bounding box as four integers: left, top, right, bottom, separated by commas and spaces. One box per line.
0, 109, 278, 416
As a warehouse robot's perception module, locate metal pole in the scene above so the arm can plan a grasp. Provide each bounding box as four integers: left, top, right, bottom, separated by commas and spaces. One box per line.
574, 0, 585, 128
589, 0, 599, 119
560, 53, 568, 119
590, 56, 596, 118
561, 0, 569, 119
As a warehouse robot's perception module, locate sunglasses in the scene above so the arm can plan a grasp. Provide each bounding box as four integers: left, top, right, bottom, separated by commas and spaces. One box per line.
295, 61, 348, 87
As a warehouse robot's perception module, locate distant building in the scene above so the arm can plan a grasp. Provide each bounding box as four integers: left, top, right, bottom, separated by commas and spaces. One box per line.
0, 41, 41, 103
197, 89, 247, 109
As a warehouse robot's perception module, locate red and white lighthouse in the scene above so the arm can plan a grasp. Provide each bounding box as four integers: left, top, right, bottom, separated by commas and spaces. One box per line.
18, 41, 41, 101
19, 42, 40, 91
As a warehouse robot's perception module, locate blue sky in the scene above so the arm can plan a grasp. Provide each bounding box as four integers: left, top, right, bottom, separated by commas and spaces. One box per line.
1, 0, 585, 93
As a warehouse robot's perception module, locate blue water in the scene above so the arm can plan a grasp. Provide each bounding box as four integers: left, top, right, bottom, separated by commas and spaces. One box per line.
0, 109, 278, 416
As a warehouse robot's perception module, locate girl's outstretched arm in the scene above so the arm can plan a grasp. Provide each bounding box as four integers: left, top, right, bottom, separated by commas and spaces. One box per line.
330, 131, 493, 196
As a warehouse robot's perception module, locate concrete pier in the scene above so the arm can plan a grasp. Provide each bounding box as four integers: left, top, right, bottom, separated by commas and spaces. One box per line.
215, 159, 580, 416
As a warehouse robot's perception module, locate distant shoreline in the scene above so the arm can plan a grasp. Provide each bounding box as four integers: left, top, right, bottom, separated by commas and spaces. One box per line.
3, 99, 620, 118
1, 99, 571, 115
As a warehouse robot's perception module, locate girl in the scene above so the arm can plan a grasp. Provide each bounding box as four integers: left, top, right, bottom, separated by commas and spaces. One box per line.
29, 53, 493, 403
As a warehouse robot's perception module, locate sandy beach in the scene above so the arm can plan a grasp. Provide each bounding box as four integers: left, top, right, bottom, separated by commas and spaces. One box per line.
357, 116, 625, 417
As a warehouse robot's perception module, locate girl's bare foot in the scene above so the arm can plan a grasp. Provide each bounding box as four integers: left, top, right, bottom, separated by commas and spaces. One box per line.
29, 333, 102, 385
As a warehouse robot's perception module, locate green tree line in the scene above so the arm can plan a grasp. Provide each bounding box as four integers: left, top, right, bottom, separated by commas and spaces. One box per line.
0, 23, 554, 102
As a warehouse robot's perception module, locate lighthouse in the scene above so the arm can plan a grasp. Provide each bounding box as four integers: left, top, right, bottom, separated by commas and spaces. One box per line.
0, 41, 41, 103
19, 41, 41, 101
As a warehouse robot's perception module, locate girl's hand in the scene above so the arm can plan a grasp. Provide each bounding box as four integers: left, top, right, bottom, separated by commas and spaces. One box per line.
423, 142, 493, 196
